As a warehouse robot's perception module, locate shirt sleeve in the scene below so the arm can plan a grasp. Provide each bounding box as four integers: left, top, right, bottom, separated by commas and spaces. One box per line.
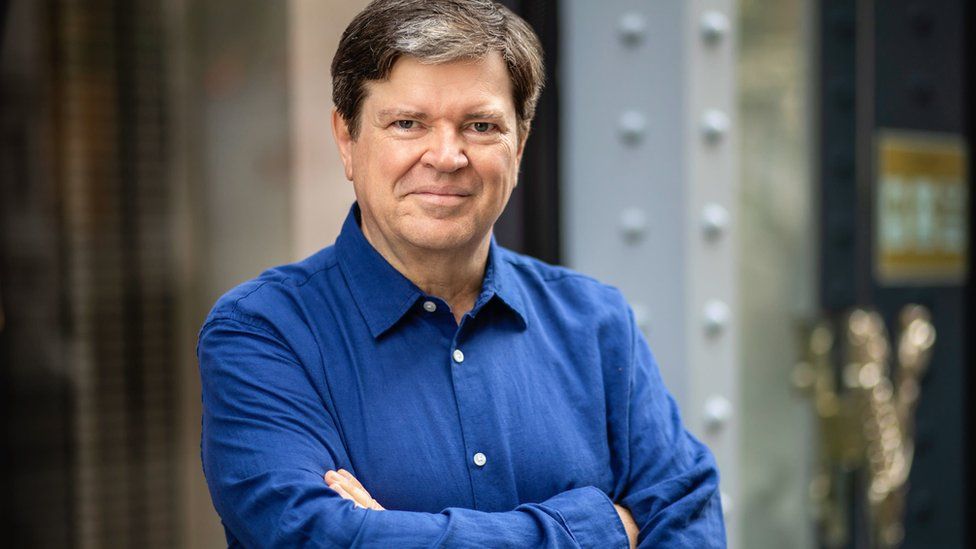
607, 308, 727, 548
198, 316, 629, 548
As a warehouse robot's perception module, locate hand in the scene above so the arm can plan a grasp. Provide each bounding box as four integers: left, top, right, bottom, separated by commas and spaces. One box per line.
324, 469, 385, 510
614, 503, 638, 548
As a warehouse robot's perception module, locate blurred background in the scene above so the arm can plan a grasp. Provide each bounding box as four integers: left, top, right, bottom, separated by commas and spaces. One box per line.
0, 0, 971, 547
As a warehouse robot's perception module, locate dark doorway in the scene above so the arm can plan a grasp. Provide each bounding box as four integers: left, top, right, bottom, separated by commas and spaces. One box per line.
493, 0, 562, 265
818, 0, 972, 547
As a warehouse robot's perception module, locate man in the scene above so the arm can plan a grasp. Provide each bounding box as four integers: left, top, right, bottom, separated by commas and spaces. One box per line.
198, 0, 726, 547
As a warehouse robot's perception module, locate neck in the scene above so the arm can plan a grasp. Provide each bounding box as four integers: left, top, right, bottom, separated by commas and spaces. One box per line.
361, 221, 490, 324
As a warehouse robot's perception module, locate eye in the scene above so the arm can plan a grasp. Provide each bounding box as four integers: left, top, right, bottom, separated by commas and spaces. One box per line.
394, 120, 416, 130
471, 122, 496, 133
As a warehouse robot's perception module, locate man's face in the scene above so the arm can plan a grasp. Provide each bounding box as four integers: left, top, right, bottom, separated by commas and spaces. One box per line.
333, 52, 524, 255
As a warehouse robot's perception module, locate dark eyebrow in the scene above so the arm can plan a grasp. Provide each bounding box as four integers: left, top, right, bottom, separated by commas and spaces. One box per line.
377, 109, 429, 120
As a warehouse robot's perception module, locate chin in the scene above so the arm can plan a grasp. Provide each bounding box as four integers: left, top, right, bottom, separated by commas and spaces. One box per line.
398, 217, 482, 252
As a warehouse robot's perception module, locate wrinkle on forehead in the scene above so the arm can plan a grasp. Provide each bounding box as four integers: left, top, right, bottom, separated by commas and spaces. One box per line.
363, 53, 516, 122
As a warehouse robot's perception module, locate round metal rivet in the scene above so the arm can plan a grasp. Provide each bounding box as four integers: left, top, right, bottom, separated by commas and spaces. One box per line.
631, 303, 651, 333
618, 13, 647, 46
701, 110, 730, 143
700, 11, 730, 44
701, 203, 730, 239
620, 208, 648, 241
618, 111, 647, 144
703, 300, 731, 335
703, 396, 732, 431
720, 491, 733, 518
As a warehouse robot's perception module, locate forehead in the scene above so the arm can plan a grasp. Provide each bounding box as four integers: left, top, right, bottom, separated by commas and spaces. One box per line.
363, 52, 515, 116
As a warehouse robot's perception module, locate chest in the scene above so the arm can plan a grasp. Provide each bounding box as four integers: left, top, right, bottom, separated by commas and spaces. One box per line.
311, 312, 613, 513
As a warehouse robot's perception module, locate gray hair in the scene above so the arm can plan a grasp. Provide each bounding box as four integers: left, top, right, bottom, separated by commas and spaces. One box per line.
331, 0, 545, 141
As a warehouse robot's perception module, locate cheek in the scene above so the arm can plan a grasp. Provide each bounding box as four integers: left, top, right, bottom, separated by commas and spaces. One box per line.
353, 140, 419, 192
382, 145, 426, 189
481, 149, 519, 195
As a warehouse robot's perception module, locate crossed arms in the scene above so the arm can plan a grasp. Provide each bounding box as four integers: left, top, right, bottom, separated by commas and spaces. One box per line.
198, 312, 725, 548
323, 468, 640, 546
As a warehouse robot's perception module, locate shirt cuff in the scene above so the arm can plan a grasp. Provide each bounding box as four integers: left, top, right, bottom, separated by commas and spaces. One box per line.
540, 486, 630, 548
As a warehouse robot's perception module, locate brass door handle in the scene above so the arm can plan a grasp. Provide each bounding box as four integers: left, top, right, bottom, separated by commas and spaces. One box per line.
795, 305, 935, 549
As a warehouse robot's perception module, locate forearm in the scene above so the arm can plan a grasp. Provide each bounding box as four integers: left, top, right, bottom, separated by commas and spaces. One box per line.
620, 443, 724, 548
359, 487, 625, 548
211, 471, 627, 548
605, 304, 727, 547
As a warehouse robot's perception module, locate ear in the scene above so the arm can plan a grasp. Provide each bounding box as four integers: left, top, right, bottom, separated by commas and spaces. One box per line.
331, 108, 355, 181
514, 130, 529, 186
516, 121, 532, 161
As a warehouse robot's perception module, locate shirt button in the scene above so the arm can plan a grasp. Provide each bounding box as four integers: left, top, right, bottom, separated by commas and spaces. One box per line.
423, 300, 437, 313
452, 349, 465, 363
473, 452, 487, 467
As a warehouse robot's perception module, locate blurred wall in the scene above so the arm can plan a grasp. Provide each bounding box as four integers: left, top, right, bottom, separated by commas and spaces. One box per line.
172, 1, 292, 546
288, 0, 361, 258
170, 1, 363, 547
737, 0, 816, 547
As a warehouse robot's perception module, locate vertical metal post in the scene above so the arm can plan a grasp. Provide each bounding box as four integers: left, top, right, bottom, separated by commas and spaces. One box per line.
687, 2, 739, 544
562, 0, 739, 545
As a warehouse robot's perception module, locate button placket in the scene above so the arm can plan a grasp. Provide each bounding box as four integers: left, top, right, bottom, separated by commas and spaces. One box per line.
447, 333, 491, 506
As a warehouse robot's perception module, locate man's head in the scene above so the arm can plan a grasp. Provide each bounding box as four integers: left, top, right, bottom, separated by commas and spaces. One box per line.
330, 0, 545, 257
331, 0, 544, 143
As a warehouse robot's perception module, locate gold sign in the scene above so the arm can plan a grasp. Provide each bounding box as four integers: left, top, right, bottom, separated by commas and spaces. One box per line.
875, 130, 968, 284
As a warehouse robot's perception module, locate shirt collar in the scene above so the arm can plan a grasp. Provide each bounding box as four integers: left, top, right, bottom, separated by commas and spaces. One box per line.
478, 237, 528, 330
336, 203, 528, 339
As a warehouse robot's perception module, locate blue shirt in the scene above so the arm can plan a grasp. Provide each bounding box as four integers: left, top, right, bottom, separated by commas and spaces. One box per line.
198, 204, 726, 548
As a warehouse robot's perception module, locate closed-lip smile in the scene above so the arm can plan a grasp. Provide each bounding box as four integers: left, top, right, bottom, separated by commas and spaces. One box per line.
408, 186, 473, 206
409, 186, 472, 197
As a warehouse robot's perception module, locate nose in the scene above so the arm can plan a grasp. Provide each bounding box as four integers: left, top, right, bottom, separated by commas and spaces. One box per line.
421, 128, 469, 173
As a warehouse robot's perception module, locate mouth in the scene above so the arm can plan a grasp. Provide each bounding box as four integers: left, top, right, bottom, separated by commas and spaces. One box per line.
408, 188, 472, 207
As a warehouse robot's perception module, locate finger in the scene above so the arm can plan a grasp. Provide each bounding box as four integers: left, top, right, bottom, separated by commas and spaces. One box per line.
337, 469, 366, 492
326, 470, 384, 510
324, 470, 343, 487
364, 493, 385, 511
343, 480, 376, 509
328, 483, 365, 509
328, 474, 372, 508
326, 480, 350, 500
335, 470, 382, 510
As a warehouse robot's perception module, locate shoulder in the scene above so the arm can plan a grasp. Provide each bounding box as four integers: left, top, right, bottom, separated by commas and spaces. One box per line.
496, 246, 633, 328
202, 246, 339, 334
